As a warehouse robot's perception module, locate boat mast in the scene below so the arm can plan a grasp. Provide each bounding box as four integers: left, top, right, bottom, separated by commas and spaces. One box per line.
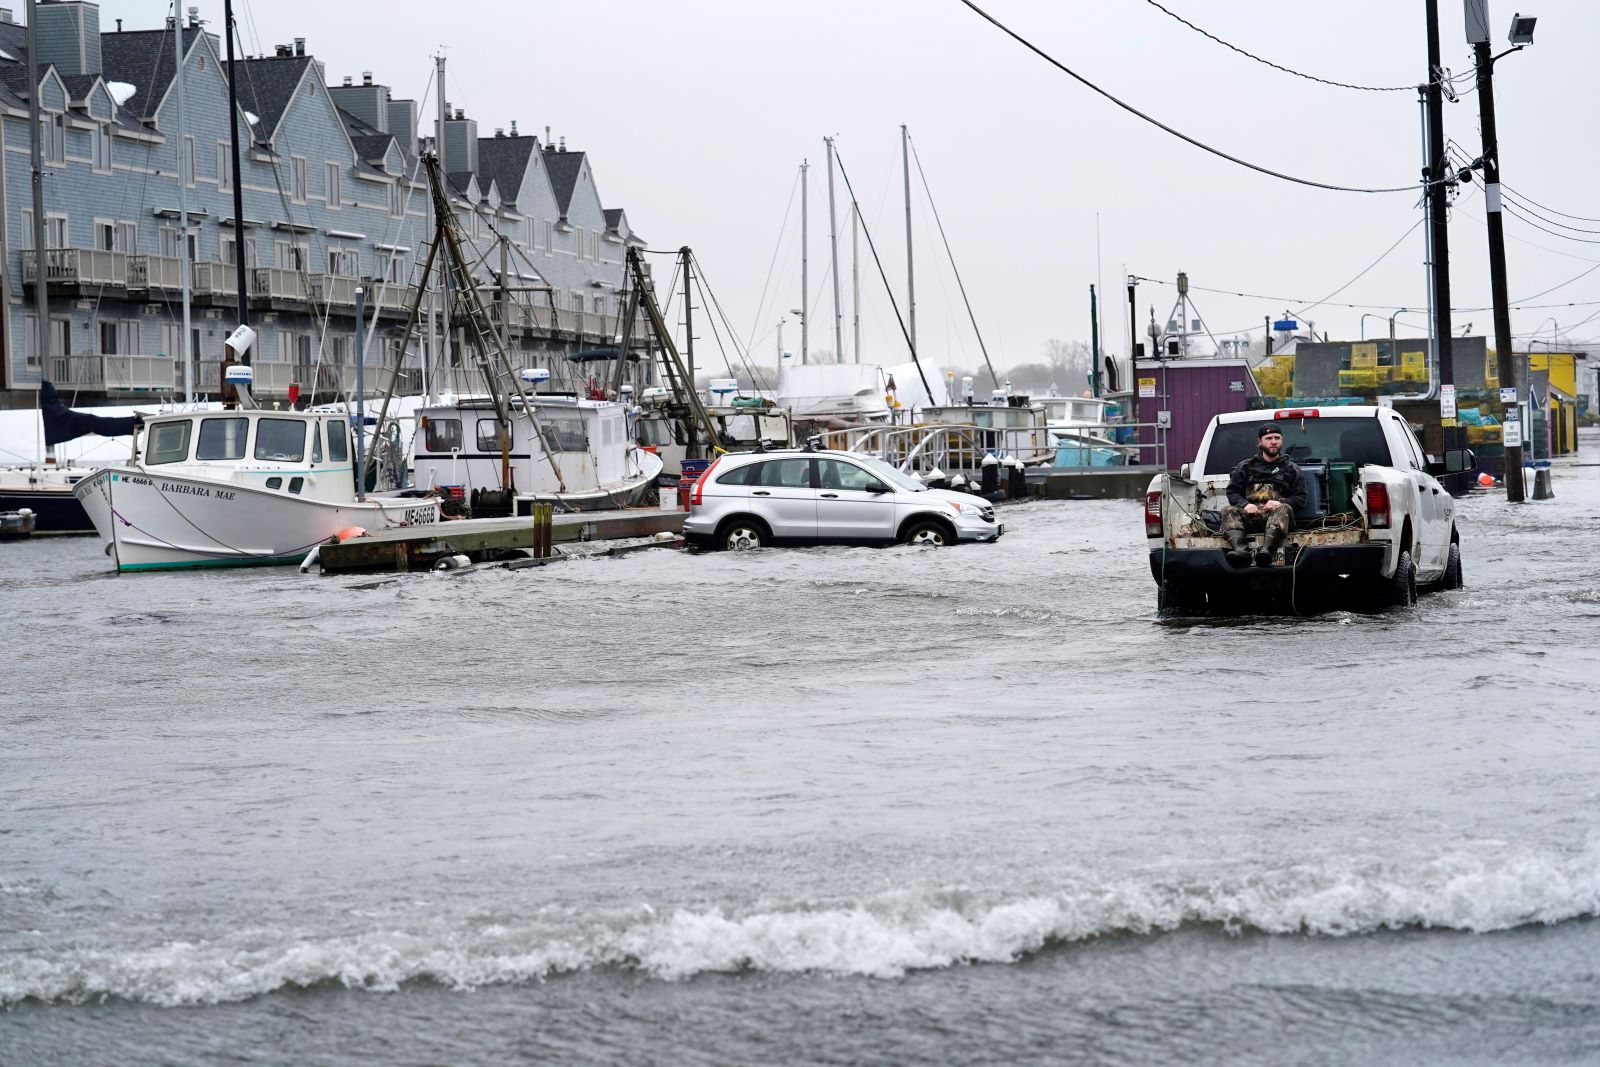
799, 158, 808, 364
435, 53, 450, 394
851, 203, 860, 363
825, 136, 843, 363
24, 0, 47, 422
172, 5, 194, 404
222, 0, 247, 344
901, 124, 916, 365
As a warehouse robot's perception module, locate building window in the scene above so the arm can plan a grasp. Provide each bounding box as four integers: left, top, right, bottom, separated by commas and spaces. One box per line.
375, 251, 405, 283
120, 321, 141, 354
91, 123, 112, 171
217, 142, 231, 191
40, 114, 64, 163
160, 322, 181, 358
99, 320, 119, 355
185, 135, 196, 186
159, 225, 182, 258
328, 247, 358, 278
388, 180, 404, 218
221, 233, 256, 267
24, 314, 38, 368
116, 221, 138, 253
291, 156, 307, 202
45, 215, 67, 249
326, 162, 341, 207
95, 220, 116, 251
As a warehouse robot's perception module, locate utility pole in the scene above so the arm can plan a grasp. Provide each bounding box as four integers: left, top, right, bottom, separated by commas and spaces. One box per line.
223, 0, 248, 340
1424, 0, 1457, 453
1127, 276, 1139, 461
436, 53, 450, 380
1469, 1, 1526, 501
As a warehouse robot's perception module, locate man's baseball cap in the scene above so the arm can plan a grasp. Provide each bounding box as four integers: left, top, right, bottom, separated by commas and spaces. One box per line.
1257, 424, 1282, 439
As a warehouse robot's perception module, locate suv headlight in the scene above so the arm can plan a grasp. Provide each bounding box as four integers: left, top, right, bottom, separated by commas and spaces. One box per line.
945, 500, 980, 515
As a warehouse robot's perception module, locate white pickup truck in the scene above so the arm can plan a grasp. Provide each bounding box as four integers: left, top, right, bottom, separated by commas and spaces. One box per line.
1146, 406, 1471, 614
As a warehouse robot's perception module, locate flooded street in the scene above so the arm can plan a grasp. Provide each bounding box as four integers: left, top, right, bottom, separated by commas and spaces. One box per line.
3, 445, 1598, 1065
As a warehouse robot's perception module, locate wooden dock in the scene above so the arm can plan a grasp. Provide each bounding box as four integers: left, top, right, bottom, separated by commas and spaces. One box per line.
316, 507, 685, 574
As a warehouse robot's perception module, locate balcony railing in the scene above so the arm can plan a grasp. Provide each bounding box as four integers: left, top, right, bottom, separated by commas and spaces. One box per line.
23, 248, 128, 288
194, 358, 401, 400
311, 274, 358, 307
366, 282, 419, 315
128, 255, 185, 291
192, 261, 239, 298
43, 354, 175, 392
249, 267, 309, 303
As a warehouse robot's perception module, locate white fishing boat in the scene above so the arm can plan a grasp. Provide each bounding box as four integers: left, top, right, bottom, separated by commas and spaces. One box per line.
411, 394, 662, 513
76, 407, 439, 572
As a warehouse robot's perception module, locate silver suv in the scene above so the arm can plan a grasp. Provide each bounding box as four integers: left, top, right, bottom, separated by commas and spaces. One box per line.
683, 448, 1003, 550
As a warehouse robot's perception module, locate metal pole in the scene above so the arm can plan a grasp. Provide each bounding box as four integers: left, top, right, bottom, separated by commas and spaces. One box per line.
24, 0, 48, 395
1425, 0, 1456, 449
799, 159, 808, 364
1090, 285, 1101, 397
681, 245, 695, 402
354, 286, 366, 501
851, 203, 860, 363
172, 7, 194, 403
436, 54, 451, 385
1473, 35, 1525, 501
901, 124, 916, 362
1128, 277, 1139, 463
223, 0, 248, 340
1419, 91, 1438, 400
825, 137, 843, 363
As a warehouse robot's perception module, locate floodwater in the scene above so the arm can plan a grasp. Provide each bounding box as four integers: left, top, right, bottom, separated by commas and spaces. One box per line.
4, 443, 1599, 1065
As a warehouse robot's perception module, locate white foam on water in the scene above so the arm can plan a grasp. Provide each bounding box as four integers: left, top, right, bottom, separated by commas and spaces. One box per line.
5, 843, 1597, 1006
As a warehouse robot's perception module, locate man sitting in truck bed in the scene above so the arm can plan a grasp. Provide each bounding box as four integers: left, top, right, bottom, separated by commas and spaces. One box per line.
1222, 425, 1308, 567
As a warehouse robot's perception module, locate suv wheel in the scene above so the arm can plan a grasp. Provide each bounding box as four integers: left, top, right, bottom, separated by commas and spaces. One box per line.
719, 520, 767, 551
902, 520, 952, 547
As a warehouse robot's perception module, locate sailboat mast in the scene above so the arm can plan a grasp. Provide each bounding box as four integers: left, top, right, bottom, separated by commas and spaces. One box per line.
172, 6, 194, 403
222, 0, 247, 341
901, 124, 916, 363
825, 137, 843, 363
24, 0, 47, 402
851, 203, 860, 363
799, 158, 808, 364
423, 56, 438, 404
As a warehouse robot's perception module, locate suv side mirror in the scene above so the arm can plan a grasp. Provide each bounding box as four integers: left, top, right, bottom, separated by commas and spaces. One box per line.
865, 481, 890, 494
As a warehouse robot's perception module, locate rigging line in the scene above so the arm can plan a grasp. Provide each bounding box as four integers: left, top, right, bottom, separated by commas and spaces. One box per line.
907, 133, 1001, 388
832, 146, 932, 397
953, 0, 1438, 195
695, 258, 766, 388
743, 168, 803, 354
1139, 0, 1418, 92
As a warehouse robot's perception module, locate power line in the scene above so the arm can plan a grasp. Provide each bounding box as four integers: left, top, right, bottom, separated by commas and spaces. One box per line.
1139, 0, 1423, 92
954, 0, 1438, 195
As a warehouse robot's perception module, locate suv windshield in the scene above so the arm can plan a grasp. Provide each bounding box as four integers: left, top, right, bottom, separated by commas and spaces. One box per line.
1203, 417, 1389, 475
852, 455, 926, 492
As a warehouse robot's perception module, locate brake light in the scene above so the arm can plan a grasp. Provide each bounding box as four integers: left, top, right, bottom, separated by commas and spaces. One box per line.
1144, 490, 1163, 537
689, 457, 721, 506
1274, 408, 1320, 420
1366, 482, 1390, 528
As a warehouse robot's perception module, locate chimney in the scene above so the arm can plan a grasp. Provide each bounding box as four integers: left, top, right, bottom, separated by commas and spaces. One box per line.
0, 9, 14, 25
275, 43, 291, 58
362, 71, 373, 86
115, 17, 121, 31
494, 128, 504, 138
544, 125, 551, 145
454, 108, 464, 121
36, 1, 103, 77
510, 120, 518, 137
342, 74, 352, 86
294, 37, 306, 57
558, 136, 566, 152
188, 5, 199, 27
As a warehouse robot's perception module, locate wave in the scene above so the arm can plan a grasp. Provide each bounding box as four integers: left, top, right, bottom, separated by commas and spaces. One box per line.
5, 844, 1597, 1007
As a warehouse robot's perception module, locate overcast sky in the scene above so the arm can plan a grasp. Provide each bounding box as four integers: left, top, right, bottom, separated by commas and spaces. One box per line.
93, 0, 1600, 376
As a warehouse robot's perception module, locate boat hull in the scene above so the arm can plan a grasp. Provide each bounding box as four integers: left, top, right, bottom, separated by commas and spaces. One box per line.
75, 468, 439, 572
0, 485, 93, 534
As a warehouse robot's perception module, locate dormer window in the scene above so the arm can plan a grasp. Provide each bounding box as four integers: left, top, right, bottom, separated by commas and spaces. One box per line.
40, 113, 65, 164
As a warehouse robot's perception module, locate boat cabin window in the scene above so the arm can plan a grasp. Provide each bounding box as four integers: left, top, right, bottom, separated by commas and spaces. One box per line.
265, 476, 283, 490
327, 419, 349, 463
539, 411, 589, 453
255, 418, 307, 462
1071, 401, 1101, 421
311, 426, 323, 464
288, 477, 304, 494
145, 421, 192, 465
196, 417, 248, 460
476, 419, 500, 452
636, 417, 675, 447
424, 417, 462, 453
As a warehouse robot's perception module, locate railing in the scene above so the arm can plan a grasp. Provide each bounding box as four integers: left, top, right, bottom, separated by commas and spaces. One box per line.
311, 275, 358, 307
831, 423, 1057, 474
193, 358, 400, 400
192, 261, 239, 298
128, 255, 184, 290
366, 282, 418, 314
103, 356, 178, 391
46, 354, 104, 387
23, 248, 128, 287
249, 267, 308, 302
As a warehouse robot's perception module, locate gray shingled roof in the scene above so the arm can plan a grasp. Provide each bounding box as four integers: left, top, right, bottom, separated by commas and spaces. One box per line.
350, 133, 393, 167
542, 146, 585, 218
603, 208, 623, 230
476, 135, 538, 206
100, 26, 210, 122
234, 55, 314, 141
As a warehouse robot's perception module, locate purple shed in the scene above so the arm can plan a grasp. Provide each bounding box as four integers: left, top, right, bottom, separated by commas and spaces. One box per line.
1133, 358, 1261, 470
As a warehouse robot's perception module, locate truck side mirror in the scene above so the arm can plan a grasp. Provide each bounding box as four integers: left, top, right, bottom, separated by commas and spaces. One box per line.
1443, 448, 1475, 474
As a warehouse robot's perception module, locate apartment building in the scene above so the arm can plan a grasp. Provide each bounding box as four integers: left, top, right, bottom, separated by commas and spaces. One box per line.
0, 1, 647, 406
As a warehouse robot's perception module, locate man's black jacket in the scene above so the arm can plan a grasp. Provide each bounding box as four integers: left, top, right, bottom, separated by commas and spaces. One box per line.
1225, 454, 1309, 511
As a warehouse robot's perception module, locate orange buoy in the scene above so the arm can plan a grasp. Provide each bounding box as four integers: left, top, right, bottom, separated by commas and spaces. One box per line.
1477, 473, 1495, 488
336, 526, 368, 542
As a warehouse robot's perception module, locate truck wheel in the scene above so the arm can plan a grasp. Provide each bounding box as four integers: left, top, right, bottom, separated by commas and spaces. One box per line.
1378, 549, 1418, 609
1157, 580, 1205, 617
1438, 542, 1463, 590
